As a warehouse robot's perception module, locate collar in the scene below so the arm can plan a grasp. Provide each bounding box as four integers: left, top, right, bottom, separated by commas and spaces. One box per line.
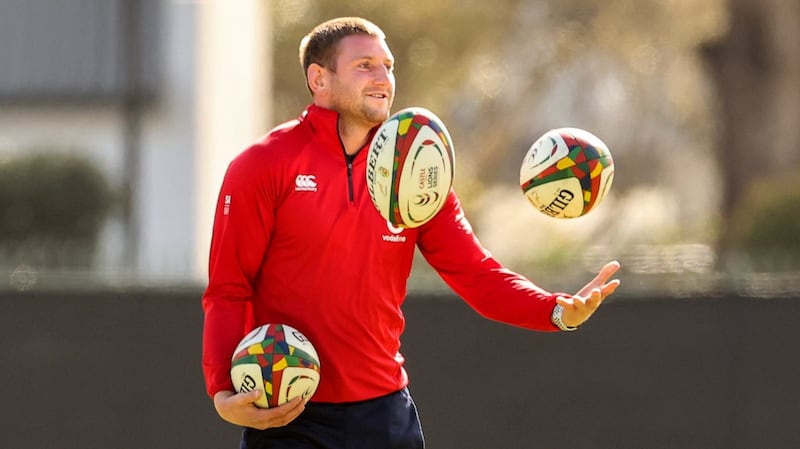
301, 104, 379, 159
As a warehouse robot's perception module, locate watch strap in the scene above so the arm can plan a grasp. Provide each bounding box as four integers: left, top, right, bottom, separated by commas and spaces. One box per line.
551, 303, 578, 331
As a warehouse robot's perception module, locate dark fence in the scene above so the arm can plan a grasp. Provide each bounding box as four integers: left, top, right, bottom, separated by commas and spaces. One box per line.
1, 290, 798, 449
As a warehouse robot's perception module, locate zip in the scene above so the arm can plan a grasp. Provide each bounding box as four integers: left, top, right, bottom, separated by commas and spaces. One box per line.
337, 119, 356, 203
345, 154, 355, 203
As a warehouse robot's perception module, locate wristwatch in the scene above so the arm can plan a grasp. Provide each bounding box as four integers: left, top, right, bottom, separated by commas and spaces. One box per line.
551, 303, 578, 331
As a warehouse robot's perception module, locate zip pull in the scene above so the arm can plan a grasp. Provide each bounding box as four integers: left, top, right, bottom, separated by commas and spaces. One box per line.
346, 155, 355, 203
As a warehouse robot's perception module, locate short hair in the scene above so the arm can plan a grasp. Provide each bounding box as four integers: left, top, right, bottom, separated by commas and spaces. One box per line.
299, 17, 386, 91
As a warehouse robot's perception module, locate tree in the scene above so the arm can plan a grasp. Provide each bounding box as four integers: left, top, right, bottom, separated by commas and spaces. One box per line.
702, 0, 800, 269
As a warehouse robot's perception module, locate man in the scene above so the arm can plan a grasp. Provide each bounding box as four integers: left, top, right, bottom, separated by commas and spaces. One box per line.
202, 16, 620, 449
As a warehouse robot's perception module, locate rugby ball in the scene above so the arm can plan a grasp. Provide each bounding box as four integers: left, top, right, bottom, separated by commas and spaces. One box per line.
230, 323, 321, 408
366, 107, 455, 228
520, 127, 614, 218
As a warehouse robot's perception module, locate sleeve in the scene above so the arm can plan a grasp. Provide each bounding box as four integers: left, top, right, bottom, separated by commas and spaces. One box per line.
201, 152, 276, 398
416, 189, 560, 332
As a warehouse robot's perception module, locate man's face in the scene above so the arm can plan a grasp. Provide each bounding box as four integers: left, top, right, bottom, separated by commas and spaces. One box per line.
325, 34, 396, 127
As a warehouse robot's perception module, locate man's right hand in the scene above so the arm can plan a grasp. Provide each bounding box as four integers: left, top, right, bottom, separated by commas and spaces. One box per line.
213, 390, 306, 430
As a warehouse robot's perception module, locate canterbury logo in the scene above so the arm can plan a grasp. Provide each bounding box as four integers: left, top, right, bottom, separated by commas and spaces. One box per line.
295, 174, 317, 192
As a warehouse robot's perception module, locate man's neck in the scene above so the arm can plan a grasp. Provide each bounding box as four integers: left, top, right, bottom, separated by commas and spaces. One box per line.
338, 118, 373, 156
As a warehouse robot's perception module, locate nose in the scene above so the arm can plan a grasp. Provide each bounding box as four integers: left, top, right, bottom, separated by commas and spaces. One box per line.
373, 65, 393, 85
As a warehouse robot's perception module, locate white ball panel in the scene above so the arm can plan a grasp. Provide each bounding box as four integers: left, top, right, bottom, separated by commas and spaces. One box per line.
283, 325, 320, 363
279, 367, 321, 403
597, 166, 614, 205
520, 132, 569, 183
525, 178, 585, 218
367, 118, 400, 222
233, 324, 270, 355
230, 362, 267, 408
397, 125, 452, 226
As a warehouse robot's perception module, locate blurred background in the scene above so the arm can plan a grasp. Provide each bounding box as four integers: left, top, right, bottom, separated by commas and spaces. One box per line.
2, 0, 799, 294
1, 0, 799, 448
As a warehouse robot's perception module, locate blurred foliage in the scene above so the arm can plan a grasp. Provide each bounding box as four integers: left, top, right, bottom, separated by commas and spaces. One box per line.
701, 0, 800, 272
272, 0, 726, 180
269, 0, 727, 246
727, 177, 800, 271
0, 151, 112, 269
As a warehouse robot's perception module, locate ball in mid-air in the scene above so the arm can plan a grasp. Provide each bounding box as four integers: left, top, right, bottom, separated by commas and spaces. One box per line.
230, 323, 321, 408
366, 107, 455, 228
520, 127, 614, 218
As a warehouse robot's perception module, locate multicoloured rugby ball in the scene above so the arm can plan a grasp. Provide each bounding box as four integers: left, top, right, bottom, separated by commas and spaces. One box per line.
520, 127, 614, 218
367, 107, 455, 228
230, 323, 320, 408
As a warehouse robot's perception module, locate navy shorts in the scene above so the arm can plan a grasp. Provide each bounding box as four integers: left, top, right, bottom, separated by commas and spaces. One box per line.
241, 387, 425, 449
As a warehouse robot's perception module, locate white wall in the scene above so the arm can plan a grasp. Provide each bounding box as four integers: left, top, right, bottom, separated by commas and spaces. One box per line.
194, 0, 272, 282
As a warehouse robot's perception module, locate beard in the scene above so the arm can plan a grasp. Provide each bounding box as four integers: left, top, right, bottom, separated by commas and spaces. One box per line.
359, 102, 391, 125
335, 95, 391, 128
329, 81, 393, 127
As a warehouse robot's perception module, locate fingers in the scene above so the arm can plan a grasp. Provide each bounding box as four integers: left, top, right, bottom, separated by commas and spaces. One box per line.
253, 397, 306, 430
598, 261, 621, 297
595, 260, 621, 284
557, 287, 602, 309
576, 260, 621, 298
558, 260, 621, 328
557, 288, 602, 328
556, 295, 572, 306
215, 390, 307, 430
601, 278, 621, 296
238, 389, 262, 405
581, 287, 604, 309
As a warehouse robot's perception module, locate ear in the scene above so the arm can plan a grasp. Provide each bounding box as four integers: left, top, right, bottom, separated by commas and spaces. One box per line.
306, 63, 327, 95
